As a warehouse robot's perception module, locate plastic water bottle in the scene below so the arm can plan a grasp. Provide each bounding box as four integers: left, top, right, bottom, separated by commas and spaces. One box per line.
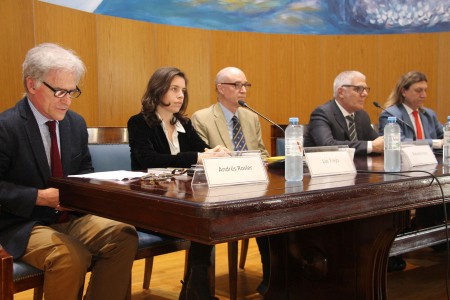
285, 117, 303, 181
384, 116, 401, 172
443, 116, 450, 166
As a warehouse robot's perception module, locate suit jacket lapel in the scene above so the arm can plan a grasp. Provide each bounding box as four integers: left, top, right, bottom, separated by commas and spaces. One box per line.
58, 118, 72, 176
397, 104, 416, 138
19, 99, 51, 180
331, 101, 349, 138
419, 110, 431, 139
213, 104, 234, 150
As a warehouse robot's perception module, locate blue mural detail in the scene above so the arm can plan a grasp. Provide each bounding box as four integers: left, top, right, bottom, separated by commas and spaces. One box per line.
44, 0, 450, 35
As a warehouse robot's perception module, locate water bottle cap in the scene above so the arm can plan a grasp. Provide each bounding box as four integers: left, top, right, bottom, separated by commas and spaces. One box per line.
387, 116, 397, 123
447, 116, 450, 121
289, 117, 299, 124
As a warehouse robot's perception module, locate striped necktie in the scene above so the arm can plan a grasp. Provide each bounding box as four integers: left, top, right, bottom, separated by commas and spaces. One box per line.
232, 116, 248, 151
346, 115, 357, 141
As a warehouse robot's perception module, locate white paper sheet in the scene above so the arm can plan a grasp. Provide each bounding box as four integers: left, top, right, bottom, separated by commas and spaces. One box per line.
69, 170, 147, 181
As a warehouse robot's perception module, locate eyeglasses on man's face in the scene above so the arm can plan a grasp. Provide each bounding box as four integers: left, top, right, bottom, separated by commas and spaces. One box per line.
42, 81, 82, 99
220, 82, 252, 90
341, 85, 370, 94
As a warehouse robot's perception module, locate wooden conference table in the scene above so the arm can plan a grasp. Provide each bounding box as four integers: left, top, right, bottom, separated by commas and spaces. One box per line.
50, 156, 450, 300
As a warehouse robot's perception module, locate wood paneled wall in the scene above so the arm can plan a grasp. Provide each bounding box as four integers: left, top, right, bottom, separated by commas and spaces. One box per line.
2, 0, 449, 148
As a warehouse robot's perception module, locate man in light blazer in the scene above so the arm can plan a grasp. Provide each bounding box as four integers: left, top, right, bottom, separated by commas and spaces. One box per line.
191, 67, 268, 157
191, 66, 270, 294
0, 43, 138, 300
304, 70, 384, 156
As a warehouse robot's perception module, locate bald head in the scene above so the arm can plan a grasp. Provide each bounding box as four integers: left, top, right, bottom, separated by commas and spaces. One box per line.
214, 67, 249, 113
215, 67, 245, 86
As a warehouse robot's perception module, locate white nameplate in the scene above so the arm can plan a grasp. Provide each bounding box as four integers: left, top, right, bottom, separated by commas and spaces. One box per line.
305, 151, 356, 177
307, 173, 356, 191
202, 156, 268, 187
401, 145, 437, 168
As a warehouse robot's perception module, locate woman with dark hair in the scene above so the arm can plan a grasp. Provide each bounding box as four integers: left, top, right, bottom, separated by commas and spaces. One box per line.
128, 67, 227, 299
378, 71, 443, 146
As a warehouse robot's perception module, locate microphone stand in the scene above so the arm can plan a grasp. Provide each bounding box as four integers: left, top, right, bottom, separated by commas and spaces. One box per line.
238, 100, 285, 135
373, 101, 416, 141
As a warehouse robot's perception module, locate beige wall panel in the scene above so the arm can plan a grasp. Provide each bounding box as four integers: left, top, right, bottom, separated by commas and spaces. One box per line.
209, 30, 269, 113
153, 24, 211, 117
377, 33, 439, 117
96, 15, 155, 126
321, 35, 380, 123
210, 30, 271, 147
34, 1, 98, 125
267, 34, 322, 127
0, 0, 34, 112
2, 2, 448, 135
437, 32, 450, 123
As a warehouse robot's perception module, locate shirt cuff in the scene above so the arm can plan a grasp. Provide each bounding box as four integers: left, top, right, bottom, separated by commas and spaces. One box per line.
432, 139, 443, 149
367, 141, 373, 154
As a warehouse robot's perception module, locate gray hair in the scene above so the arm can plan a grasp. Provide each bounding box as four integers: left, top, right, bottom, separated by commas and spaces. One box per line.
333, 70, 365, 98
22, 43, 85, 92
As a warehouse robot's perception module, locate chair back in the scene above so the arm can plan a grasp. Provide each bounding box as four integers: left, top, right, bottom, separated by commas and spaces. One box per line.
271, 124, 309, 156
87, 127, 131, 172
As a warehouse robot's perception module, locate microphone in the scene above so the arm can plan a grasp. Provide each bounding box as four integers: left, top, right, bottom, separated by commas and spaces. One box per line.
373, 101, 416, 141
238, 100, 285, 134
238, 100, 285, 169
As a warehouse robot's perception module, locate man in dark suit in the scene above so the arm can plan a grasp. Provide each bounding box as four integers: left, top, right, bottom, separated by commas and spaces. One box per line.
0, 43, 138, 300
304, 70, 408, 271
304, 70, 384, 156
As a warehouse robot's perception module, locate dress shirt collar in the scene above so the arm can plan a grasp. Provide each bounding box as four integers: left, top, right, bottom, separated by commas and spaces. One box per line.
218, 102, 240, 124
156, 112, 185, 133
401, 103, 415, 115
334, 99, 353, 118
156, 113, 185, 155
27, 97, 58, 125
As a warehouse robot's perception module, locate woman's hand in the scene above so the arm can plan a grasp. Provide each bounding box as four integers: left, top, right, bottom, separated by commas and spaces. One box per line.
204, 145, 230, 154
197, 145, 230, 163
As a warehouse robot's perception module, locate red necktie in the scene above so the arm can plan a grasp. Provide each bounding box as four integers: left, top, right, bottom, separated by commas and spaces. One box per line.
46, 121, 69, 222
46, 121, 64, 177
412, 111, 424, 139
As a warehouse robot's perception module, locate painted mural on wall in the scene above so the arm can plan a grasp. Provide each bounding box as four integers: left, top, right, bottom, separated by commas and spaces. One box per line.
40, 0, 450, 34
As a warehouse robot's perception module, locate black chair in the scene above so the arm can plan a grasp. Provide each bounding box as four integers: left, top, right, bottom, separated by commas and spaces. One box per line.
1, 245, 44, 300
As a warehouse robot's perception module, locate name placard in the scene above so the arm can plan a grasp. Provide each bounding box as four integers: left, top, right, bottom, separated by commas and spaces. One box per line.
305, 151, 356, 177
202, 156, 268, 187
401, 145, 437, 168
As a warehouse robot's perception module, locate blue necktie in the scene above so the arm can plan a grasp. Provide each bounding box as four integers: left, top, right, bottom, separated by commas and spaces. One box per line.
232, 116, 248, 151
